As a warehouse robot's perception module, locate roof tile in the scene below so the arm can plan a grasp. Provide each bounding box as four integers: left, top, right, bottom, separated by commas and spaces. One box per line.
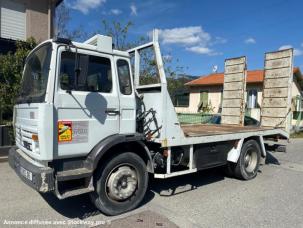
186, 68, 300, 86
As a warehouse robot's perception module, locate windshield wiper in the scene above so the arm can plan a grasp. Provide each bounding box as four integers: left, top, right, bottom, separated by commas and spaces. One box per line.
25, 96, 32, 104
15, 94, 32, 104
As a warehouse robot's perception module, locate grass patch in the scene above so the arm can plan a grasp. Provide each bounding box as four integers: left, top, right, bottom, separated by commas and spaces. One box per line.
290, 132, 303, 138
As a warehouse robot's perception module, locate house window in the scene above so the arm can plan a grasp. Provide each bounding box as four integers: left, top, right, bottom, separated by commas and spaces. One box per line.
0, 0, 26, 40
174, 93, 189, 107
197, 91, 209, 112
247, 89, 258, 108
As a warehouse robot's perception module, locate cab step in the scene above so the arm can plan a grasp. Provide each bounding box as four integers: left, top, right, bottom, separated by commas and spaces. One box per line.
56, 168, 92, 181
56, 186, 94, 199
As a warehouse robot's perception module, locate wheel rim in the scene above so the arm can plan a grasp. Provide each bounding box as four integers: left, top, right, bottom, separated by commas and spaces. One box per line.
106, 165, 138, 201
244, 148, 258, 173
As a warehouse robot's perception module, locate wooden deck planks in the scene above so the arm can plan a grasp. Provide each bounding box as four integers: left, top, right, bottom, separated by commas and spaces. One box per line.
181, 124, 268, 137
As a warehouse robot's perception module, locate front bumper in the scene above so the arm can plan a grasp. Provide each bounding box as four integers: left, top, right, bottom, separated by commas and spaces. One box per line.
8, 146, 55, 193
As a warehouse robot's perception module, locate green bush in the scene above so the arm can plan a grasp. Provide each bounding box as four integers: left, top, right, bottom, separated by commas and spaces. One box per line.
0, 38, 36, 124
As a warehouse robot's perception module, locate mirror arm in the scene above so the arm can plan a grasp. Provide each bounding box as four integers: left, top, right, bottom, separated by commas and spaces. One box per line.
74, 46, 79, 90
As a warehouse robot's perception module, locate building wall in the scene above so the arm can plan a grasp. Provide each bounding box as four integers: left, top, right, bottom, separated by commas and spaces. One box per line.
292, 77, 301, 97
176, 78, 302, 124
26, 0, 50, 42
246, 84, 263, 120
291, 77, 302, 127
0, 0, 56, 42
175, 85, 222, 113
246, 84, 263, 107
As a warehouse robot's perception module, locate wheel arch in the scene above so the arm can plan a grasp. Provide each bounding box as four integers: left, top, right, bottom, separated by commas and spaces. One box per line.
244, 136, 266, 157
227, 136, 266, 163
85, 134, 154, 173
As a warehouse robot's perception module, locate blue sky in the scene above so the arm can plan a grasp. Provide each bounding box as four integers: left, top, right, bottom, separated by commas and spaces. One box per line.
64, 0, 303, 76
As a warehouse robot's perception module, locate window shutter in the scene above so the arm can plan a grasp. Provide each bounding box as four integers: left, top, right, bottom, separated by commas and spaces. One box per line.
200, 91, 208, 107
0, 0, 26, 40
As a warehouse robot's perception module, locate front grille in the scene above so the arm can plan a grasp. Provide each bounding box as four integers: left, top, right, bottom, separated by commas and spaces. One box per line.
15, 125, 39, 154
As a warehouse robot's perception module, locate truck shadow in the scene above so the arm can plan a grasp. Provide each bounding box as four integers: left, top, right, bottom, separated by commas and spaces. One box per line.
40, 168, 225, 219
150, 168, 224, 197
41, 151, 280, 219
41, 188, 155, 220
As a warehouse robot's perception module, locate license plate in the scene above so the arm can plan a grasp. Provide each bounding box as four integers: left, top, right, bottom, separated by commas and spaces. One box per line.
20, 166, 33, 181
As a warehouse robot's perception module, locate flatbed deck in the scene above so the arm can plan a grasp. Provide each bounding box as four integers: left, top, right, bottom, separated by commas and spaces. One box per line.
181, 124, 271, 137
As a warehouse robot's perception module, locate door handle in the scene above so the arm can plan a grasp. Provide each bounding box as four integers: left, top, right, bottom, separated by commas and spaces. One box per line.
105, 109, 120, 115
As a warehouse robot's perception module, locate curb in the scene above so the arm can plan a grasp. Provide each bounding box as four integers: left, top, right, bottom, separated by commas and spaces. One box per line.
0, 156, 8, 163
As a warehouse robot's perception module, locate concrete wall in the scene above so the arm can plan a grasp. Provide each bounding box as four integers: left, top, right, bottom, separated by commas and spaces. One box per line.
2, 0, 56, 42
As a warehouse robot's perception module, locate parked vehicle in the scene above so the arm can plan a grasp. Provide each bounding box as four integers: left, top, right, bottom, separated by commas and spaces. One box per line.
9, 31, 288, 216
208, 114, 260, 126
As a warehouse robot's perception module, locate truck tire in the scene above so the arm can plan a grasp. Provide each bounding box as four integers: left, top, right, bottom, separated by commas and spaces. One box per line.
90, 152, 148, 216
234, 139, 261, 180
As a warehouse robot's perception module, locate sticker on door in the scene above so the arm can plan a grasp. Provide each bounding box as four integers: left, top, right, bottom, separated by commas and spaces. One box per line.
58, 121, 89, 143
58, 121, 72, 142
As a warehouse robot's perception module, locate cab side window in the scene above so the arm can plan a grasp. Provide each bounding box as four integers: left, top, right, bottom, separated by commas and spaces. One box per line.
59, 51, 112, 93
117, 59, 132, 95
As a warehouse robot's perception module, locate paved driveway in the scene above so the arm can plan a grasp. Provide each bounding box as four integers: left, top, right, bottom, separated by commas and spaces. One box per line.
1, 139, 303, 227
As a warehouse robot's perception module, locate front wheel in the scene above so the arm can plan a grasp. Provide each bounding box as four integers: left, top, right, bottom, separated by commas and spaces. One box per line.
234, 139, 261, 180
90, 152, 148, 216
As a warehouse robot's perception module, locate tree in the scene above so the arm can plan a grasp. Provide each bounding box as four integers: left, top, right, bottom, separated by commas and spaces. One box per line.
99, 20, 187, 98
100, 20, 134, 50
0, 38, 36, 123
55, 2, 86, 41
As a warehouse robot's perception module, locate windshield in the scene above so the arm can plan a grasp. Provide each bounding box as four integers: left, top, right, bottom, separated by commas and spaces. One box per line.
17, 43, 52, 103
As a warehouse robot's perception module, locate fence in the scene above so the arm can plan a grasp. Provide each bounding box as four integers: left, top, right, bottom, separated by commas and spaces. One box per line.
0, 125, 14, 146
177, 112, 214, 125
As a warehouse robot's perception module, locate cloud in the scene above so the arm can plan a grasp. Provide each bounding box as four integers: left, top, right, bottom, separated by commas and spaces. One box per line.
157, 26, 222, 56
69, 0, 106, 14
279, 45, 303, 56
294, 49, 303, 56
158, 26, 210, 46
130, 3, 137, 15
186, 46, 222, 56
212, 36, 227, 45
245, 37, 256, 44
110, 9, 122, 15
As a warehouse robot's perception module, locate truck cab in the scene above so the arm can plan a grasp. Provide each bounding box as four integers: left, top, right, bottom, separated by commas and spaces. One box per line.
9, 33, 159, 215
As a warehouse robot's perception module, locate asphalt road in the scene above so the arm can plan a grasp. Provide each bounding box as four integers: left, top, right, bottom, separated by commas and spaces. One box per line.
1, 139, 303, 228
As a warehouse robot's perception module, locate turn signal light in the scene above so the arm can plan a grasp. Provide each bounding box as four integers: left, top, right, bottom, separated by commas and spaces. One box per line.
32, 134, 39, 141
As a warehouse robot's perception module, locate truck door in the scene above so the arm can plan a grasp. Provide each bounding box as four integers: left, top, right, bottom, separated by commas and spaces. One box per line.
54, 47, 120, 158
114, 57, 136, 134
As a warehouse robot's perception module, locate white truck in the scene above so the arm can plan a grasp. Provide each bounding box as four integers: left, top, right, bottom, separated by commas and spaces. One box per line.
9, 30, 290, 215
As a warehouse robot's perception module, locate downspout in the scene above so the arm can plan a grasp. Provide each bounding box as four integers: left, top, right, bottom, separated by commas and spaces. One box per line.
48, 0, 52, 39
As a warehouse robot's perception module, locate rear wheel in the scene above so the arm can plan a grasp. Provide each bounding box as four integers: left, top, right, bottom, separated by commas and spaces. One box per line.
234, 139, 261, 180
90, 152, 148, 215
